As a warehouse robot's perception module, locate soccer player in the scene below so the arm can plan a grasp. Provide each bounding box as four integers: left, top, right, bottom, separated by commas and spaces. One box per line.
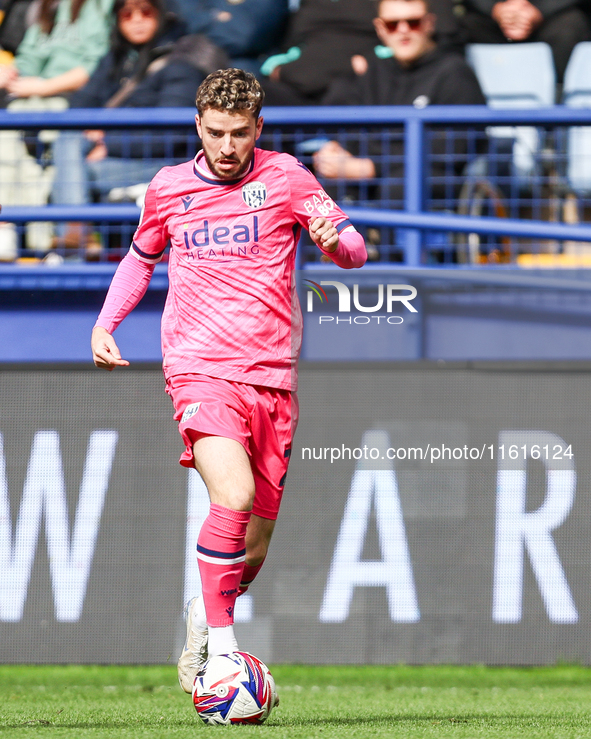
91, 68, 367, 693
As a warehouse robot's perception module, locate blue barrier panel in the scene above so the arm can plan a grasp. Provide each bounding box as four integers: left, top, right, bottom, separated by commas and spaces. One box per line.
4, 264, 591, 363
1, 105, 591, 265
4, 206, 591, 243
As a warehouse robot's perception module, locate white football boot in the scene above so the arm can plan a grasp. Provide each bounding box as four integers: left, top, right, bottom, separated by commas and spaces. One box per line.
178, 596, 209, 693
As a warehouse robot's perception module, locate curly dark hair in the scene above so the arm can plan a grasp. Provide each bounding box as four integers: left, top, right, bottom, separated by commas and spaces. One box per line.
196, 68, 265, 119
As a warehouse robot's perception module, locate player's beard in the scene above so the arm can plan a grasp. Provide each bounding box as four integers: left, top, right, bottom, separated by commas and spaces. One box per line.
203, 146, 254, 180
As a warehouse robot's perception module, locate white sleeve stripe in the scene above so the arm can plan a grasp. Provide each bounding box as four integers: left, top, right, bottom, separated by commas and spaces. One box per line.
129, 244, 164, 264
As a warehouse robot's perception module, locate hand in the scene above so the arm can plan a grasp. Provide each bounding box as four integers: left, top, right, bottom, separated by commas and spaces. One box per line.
84, 130, 105, 143
86, 142, 108, 162
91, 326, 129, 371
313, 141, 353, 178
313, 140, 376, 180
351, 54, 368, 76
6, 75, 49, 98
0, 65, 18, 90
309, 217, 338, 253
492, 0, 542, 40
83, 130, 107, 161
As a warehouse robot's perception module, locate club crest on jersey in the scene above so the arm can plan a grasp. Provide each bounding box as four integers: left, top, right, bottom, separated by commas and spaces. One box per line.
242, 181, 267, 209
181, 402, 201, 422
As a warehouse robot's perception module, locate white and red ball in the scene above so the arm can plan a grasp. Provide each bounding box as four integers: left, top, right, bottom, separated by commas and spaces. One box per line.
193, 651, 278, 725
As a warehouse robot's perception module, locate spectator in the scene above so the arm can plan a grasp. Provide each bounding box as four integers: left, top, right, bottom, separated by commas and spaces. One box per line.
456, 0, 589, 82
0, 0, 36, 58
0, 0, 115, 256
314, 0, 485, 189
51, 0, 210, 253
261, 0, 379, 105
173, 0, 289, 72
0, 0, 115, 104
312, 0, 486, 261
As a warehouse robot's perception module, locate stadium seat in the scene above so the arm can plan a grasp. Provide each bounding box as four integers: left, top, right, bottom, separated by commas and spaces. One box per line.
563, 42, 591, 193
466, 42, 556, 179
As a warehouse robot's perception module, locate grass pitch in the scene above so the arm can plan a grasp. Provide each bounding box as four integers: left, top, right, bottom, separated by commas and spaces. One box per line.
1, 664, 591, 738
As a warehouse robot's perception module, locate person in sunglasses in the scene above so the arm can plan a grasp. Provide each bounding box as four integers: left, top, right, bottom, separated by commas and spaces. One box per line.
0, 0, 114, 105
313, 0, 485, 182
50, 0, 214, 253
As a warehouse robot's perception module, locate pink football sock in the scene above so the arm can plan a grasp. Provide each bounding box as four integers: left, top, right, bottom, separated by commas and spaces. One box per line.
197, 504, 251, 627
238, 558, 266, 596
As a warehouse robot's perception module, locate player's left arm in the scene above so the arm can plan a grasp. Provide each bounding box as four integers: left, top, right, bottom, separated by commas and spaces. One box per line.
308, 217, 367, 269
288, 156, 367, 269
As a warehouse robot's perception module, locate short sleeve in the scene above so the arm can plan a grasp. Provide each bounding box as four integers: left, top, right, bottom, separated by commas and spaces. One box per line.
130, 177, 168, 264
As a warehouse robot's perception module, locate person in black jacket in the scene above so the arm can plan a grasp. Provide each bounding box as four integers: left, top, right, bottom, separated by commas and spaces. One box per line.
457, 0, 589, 82
261, 0, 380, 105
313, 0, 485, 202
172, 0, 288, 72
51, 0, 205, 246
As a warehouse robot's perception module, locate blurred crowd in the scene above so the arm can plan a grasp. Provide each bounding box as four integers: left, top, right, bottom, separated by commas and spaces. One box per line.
0, 0, 589, 259
1, 0, 588, 107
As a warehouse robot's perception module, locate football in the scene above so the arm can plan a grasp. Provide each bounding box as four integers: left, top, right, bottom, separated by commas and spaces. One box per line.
192, 651, 278, 725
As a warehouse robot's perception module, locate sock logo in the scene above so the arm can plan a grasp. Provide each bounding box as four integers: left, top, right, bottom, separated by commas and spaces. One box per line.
225, 606, 234, 618
221, 588, 238, 597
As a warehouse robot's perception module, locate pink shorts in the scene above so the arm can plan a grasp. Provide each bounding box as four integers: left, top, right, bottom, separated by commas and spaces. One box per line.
166, 373, 298, 520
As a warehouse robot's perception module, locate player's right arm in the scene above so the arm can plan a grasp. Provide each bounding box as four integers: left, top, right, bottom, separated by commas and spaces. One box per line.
91, 177, 168, 370
91, 326, 129, 371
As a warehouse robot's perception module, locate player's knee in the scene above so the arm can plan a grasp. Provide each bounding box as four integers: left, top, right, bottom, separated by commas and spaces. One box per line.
229, 496, 255, 512
211, 486, 255, 512
245, 551, 266, 567
245, 542, 268, 567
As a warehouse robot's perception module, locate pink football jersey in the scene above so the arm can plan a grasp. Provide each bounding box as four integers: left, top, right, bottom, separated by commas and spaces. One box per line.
131, 148, 361, 390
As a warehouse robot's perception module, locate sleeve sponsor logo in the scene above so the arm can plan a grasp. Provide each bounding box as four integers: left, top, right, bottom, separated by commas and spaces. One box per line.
304, 190, 336, 217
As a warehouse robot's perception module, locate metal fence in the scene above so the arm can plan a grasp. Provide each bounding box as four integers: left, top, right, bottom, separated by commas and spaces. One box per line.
3, 106, 591, 266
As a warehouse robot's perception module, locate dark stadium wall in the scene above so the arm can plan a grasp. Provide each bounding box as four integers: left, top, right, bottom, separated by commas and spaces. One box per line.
0, 363, 590, 665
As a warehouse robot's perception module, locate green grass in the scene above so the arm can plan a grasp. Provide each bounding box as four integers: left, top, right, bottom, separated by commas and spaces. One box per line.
1, 664, 591, 738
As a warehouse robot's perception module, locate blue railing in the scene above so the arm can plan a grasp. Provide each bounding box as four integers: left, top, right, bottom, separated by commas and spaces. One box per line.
3, 105, 591, 265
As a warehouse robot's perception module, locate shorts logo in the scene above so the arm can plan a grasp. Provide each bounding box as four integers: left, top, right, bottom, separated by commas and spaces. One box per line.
181, 402, 201, 422
242, 181, 267, 209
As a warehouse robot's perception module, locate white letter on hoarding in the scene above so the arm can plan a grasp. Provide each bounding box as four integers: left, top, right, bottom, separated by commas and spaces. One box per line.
319, 430, 419, 623
493, 430, 577, 624
0, 430, 117, 622
185, 470, 252, 622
